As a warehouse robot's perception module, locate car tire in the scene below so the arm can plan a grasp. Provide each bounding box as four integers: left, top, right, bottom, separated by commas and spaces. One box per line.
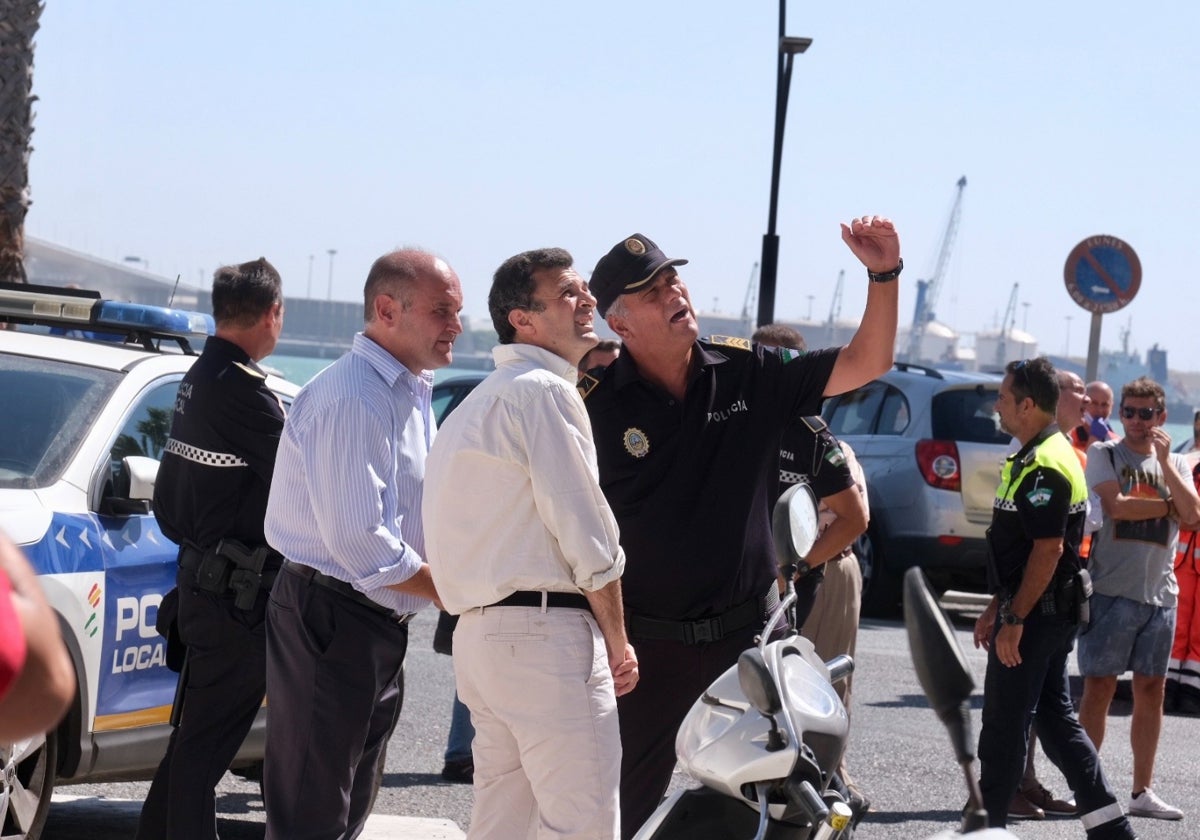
2, 729, 57, 840
855, 527, 901, 618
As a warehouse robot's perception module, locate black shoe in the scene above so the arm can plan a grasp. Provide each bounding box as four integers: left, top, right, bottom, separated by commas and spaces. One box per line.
440, 758, 473, 784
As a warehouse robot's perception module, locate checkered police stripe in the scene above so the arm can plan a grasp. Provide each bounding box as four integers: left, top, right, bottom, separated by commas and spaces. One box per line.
164, 438, 248, 468
779, 470, 812, 486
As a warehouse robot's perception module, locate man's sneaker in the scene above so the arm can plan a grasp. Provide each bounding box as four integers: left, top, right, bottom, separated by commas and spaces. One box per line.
1021, 782, 1077, 816
1007, 790, 1046, 820
1128, 788, 1183, 820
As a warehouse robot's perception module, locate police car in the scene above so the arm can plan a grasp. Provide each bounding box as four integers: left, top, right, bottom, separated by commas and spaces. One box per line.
0, 282, 299, 839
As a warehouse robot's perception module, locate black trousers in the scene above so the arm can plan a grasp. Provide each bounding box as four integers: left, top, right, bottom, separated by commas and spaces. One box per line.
264, 566, 408, 840
978, 611, 1135, 840
617, 626, 759, 839
135, 568, 269, 840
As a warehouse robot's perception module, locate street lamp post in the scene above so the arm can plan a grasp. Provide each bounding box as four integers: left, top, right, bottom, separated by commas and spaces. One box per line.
757, 1, 811, 329
326, 249, 337, 302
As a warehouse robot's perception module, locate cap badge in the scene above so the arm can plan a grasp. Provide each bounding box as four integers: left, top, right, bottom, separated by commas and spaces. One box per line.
624, 237, 646, 256
623, 427, 650, 458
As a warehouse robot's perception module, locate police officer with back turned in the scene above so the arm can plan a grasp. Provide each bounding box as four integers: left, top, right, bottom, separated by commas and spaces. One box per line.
136, 258, 286, 840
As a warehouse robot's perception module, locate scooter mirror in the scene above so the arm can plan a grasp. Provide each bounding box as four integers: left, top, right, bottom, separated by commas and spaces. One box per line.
771, 483, 819, 572
902, 567, 976, 763
737, 648, 782, 716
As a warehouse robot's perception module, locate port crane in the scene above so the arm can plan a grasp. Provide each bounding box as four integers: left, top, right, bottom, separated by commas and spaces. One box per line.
906, 175, 967, 363
994, 282, 1020, 367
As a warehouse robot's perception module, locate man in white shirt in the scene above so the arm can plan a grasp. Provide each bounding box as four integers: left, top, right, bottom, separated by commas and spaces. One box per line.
424, 247, 637, 840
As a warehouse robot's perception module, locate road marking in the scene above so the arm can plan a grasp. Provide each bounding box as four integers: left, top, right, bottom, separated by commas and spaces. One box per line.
50, 796, 465, 839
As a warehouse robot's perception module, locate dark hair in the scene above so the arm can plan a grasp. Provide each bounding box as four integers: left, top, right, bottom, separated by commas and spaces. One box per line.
751, 323, 806, 351
211, 258, 282, 328
489, 248, 573, 344
363, 250, 429, 322
1005, 356, 1058, 414
1120, 376, 1165, 410
580, 339, 621, 370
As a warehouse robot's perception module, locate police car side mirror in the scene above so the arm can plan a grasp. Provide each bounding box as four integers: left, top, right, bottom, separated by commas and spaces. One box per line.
102, 456, 159, 515
772, 483, 819, 573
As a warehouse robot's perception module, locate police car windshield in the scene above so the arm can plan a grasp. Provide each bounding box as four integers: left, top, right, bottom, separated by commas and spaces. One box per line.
0, 355, 120, 489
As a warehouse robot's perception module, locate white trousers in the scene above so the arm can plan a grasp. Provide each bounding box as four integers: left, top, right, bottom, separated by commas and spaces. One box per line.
455, 605, 621, 840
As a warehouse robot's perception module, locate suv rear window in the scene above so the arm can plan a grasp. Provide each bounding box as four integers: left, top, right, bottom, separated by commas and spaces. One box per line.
0, 355, 120, 489
931, 387, 1009, 444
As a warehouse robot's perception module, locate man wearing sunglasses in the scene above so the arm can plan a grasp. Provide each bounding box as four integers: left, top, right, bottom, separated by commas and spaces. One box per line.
1077, 376, 1200, 821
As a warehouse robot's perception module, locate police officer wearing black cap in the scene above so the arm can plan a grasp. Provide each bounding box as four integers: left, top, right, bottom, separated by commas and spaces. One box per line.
136, 258, 286, 840
581, 218, 901, 837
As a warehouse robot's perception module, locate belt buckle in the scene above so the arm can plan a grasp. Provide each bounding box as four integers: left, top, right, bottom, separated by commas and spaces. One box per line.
687, 617, 720, 645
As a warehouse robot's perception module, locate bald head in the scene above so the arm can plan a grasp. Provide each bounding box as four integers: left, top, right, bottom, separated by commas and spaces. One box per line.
1086, 381, 1114, 419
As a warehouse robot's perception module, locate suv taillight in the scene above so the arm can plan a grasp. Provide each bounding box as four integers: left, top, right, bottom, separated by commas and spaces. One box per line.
916, 439, 961, 491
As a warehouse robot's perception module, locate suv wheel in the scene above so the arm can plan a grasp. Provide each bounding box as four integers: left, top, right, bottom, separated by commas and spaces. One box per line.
855, 527, 901, 617
2, 730, 56, 839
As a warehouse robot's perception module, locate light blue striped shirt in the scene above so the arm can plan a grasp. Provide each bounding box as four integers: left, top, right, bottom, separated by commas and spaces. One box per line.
265, 332, 435, 615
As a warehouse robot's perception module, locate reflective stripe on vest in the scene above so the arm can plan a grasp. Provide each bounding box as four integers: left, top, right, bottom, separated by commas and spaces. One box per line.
995, 430, 1088, 514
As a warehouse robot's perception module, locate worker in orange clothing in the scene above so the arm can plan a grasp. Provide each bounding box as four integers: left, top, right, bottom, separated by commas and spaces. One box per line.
1166, 451, 1200, 715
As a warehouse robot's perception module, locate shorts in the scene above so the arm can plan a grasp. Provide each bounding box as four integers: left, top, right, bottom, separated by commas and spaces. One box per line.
1076, 593, 1176, 677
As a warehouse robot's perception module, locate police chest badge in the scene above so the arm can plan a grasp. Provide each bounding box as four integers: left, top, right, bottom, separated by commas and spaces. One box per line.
623, 427, 650, 458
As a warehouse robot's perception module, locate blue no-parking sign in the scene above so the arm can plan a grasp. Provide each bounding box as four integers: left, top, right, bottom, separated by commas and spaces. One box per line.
1064, 235, 1141, 314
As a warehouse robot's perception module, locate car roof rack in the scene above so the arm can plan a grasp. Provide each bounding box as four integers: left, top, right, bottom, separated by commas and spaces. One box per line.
0, 281, 214, 355
893, 361, 945, 379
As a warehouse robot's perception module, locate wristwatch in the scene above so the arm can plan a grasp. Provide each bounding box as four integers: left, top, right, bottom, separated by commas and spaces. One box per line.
1000, 609, 1024, 626
867, 258, 904, 284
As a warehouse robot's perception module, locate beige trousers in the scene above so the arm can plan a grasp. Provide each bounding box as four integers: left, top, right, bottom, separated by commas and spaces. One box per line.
455, 606, 621, 840
801, 553, 863, 784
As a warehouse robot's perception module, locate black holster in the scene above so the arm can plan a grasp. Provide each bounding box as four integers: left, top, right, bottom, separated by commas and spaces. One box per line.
1051, 568, 1093, 626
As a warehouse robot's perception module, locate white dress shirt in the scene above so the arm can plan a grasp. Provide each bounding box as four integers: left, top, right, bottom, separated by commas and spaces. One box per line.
265, 332, 434, 615
423, 342, 625, 615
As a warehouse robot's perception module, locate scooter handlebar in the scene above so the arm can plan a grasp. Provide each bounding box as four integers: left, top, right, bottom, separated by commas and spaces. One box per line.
784, 778, 829, 825
824, 654, 854, 684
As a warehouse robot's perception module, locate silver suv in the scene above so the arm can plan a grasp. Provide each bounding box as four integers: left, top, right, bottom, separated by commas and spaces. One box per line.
821, 363, 1010, 615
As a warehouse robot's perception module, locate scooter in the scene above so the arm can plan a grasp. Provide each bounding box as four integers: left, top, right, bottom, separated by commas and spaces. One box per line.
635, 484, 856, 840
634, 486, 1019, 840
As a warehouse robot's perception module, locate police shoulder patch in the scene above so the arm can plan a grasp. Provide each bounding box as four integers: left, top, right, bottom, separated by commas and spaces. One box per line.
232, 361, 267, 380
1026, 487, 1054, 508
824, 446, 847, 468
706, 335, 751, 351
577, 372, 601, 400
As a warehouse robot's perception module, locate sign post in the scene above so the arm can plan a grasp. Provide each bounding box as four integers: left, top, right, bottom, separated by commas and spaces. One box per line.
1063, 235, 1141, 382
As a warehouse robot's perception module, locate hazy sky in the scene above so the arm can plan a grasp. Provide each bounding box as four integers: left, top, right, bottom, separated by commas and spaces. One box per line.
26, 1, 1200, 368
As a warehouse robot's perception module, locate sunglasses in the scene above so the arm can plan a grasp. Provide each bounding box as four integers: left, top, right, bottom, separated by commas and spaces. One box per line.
1120, 406, 1161, 421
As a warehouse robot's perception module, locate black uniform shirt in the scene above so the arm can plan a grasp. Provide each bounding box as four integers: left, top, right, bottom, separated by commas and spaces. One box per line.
777, 417, 855, 503
986, 434, 1085, 594
153, 336, 286, 551
583, 338, 838, 620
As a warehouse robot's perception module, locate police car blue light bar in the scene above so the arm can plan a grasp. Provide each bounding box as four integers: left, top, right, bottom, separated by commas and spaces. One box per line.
95, 300, 214, 337
0, 281, 215, 351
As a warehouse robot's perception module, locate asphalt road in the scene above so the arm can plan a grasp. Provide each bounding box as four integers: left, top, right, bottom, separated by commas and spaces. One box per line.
47, 607, 1200, 839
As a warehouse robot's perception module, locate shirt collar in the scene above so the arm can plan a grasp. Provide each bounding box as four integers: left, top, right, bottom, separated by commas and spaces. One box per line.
351, 332, 434, 391
492, 343, 579, 385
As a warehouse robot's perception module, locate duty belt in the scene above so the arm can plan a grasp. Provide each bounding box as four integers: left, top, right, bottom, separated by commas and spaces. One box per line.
282, 560, 415, 625
484, 590, 592, 613
626, 589, 774, 646
178, 540, 282, 610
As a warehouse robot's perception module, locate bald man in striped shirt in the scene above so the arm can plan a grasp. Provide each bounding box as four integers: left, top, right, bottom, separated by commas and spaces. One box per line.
262, 248, 462, 840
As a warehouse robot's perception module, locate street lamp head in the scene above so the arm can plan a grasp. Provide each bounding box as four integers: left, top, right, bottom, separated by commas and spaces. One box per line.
780, 36, 812, 55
